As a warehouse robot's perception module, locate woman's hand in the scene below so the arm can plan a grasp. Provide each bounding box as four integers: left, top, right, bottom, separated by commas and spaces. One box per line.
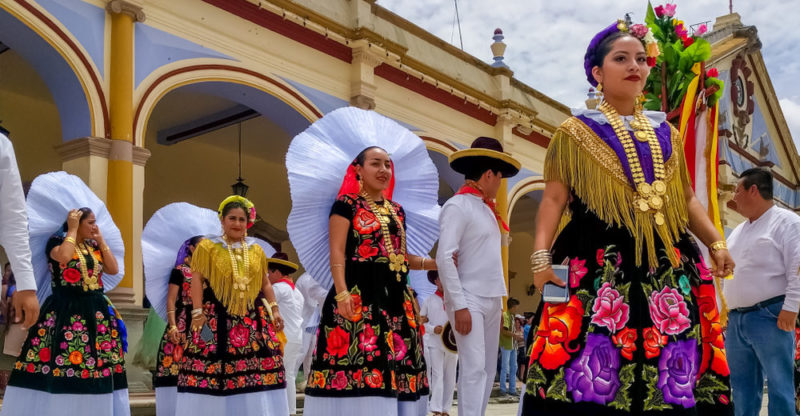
272, 309, 284, 332
67, 209, 81, 231
167, 326, 181, 344
337, 295, 355, 320
92, 227, 105, 245
710, 249, 735, 278
533, 267, 566, 292
191, 312, 207, 332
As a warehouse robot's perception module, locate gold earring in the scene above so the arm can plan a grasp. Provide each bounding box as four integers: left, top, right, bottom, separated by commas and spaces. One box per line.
635, 93, 645, 112
596, 82, 603, 92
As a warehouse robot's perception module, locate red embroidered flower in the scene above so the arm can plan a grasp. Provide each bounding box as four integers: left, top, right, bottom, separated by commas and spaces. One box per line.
173, 344, 184, 363
612, 327, 637, 360
643, 326, 668, 359
365, 369, 383, 388
81, 369, 89, 379
596, 249, 605, 266
26, 363, 35, 373
326, 326, 350, 358
530, 296, 583, 370
353, 369, 363, 384
229, 324, 249, 348
331, 370, 348, 390
693, 284, 730, 377
358, 325, 378, 353
357, 239, 379, 259
353, 209, 381, 234
795, 328, 800, 361
63, 268, 81, 283
38, 347, 51, 362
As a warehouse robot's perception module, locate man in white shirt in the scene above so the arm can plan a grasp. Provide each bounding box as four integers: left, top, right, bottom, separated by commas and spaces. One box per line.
295, 272, 327, 378
420, 271, 457, 416
725, 167, 800, 416
436, 137, 520, 416
267, 253, 305, 415
0, 133, 39, 329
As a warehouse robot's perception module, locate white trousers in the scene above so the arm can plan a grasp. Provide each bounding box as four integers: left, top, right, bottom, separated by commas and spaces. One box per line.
283, 341, 303, 414
300, 326, 318, 376
446, 292, 501, 416
425, 344, 458, 413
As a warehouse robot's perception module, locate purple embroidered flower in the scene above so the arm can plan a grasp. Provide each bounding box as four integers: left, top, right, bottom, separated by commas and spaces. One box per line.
658, 339, 699, 407
565, 334, 621, 405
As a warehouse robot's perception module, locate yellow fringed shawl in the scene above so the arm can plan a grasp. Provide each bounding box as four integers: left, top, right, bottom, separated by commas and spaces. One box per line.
545, 117, 691, 268
191, 238, 267, 316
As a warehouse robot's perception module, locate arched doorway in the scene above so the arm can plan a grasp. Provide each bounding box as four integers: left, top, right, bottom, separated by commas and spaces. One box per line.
508, 180, 545, 314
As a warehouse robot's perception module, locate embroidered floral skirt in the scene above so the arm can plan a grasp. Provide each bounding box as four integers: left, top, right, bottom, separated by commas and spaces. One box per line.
6, 287, 127, 394
177, 287, 286, 396
305, 262, 429, 402
153, 303, 191, 388
521, 198, 733, 415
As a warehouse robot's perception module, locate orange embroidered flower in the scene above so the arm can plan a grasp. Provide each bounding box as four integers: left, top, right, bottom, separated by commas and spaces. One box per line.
162, 356, 173, 368
612, 327, 637, 360
403, 300, 417, 328
694, 284, 730, 377
313, 371, 326, 388
346, 294, 363, 322
365, 369, 382, 388
530, 296, 583, 370
353, 209, 381, 234
409, 375, 417, 393
69, 351, 83, 365
265, 373, 277, 385
38, 328, 46, 336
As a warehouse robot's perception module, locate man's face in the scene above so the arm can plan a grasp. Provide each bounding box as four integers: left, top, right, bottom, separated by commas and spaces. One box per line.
733, 180, 756, 217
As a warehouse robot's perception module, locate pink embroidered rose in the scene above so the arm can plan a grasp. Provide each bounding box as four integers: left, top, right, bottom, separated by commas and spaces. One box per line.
392, 332, 407, 361
331, 370, 349, 390
569, 258, 588, 288
696, 257, 713, 281
649, 286, 691, 335
590, 282, 629, 333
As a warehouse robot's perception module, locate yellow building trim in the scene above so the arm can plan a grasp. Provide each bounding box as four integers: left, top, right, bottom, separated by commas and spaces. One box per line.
508, 178, 545, 215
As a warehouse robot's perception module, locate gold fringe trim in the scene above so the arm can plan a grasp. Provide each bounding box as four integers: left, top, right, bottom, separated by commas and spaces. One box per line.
191, 239, 266, 316
545, 117, 690, 268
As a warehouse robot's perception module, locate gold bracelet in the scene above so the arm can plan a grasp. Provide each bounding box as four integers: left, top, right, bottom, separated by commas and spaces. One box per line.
64, 237, 76, 246
331, 264, 345, 269
420, 257, 425, 270
101, 245, 111, 252
268, 301, 279, 309
334, 290, 351, 302
169, 325, 178, 331
709, 240, 727, 253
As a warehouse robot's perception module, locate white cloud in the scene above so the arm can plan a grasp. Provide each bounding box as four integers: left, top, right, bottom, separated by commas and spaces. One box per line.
377, 0, 800, 139
779, 98, 800, 151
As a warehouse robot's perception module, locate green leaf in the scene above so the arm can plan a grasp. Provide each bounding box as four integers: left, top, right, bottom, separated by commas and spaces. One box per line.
525, 362, 547, 395
641, 283, 655, 298
609, 364, 636, 410
547, 368, 570, 402
617, 282, 631, 300
643, 364, 673, 411
695, 373, 730, 404
645, 2, 656, 25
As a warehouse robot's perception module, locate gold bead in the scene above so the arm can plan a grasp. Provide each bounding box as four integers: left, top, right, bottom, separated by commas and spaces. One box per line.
649, 195, 663, 210
654, 212, 665, 226
638, 183, 653, 197
652, 180, 667, 195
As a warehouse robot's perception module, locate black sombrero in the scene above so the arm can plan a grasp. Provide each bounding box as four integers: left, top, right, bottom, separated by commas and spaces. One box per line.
448, 137, 521, 178
267, 252, 299, 274
441, 321, 457, 353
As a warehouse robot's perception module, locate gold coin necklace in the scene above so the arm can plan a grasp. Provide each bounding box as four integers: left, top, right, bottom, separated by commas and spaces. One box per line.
224, 236, 251, 299
75, 242, 101, 291
599, 101, 668, 226
360, 191, 408, 282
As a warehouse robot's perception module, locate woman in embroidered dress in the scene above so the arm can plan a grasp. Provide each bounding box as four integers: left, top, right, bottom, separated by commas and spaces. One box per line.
1, 208, 129, 416
521, 17, 736, 416
153, 235, 202, 416
175, 196, 287, 416
303, 146, 435, 416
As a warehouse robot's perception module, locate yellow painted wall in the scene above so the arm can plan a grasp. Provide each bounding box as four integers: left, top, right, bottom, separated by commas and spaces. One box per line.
0, 50, 63, 182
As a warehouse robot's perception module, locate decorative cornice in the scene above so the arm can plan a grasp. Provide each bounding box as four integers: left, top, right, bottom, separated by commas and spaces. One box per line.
54, 137, 150, 166
106, 0, 146, 22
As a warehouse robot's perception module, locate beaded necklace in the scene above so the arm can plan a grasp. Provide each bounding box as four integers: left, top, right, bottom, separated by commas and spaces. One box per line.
360, 190, 407, 282
223, 236, 251, 299
75, 241, 101, 291
598, 100, 668, 226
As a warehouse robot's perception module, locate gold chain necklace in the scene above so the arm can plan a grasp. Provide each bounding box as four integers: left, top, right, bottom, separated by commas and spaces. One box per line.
360, 191, 407, 282
223, 236, 251, 299
75, 242, 101, 291
598, 101, 668, 226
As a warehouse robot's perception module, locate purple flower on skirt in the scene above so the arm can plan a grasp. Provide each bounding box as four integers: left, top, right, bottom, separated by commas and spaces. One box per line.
565, 334, 621, 404
657, 339, 699, 407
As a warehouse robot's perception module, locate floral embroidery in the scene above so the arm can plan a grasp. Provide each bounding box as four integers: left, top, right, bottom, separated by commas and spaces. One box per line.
565, 334, 621, 405
346, 294, 364, 322
642, 326, 668, 359
658, 339, 699, 407
693, 284, 729, 377
325, 326, 350, 360
590, 282, 629, 333
648, 286, 691, 335
612, 327, 637, 360
530, 297, 583, 370
403, 299, 416, 329
392, 332, 407, 361
357, 239, 379, 260
569, 258, 588, 288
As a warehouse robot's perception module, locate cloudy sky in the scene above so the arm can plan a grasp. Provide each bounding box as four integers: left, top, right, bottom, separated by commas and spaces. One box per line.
377, 0, 800, 149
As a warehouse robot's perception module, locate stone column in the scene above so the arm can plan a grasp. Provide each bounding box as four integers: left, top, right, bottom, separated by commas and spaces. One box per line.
349, 39, 385, 110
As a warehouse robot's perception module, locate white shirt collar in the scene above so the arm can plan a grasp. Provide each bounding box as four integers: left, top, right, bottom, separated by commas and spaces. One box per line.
571, 108, 666, 129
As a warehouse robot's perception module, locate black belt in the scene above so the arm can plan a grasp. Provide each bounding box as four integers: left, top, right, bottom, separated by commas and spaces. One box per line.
731, 295, 785, 314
